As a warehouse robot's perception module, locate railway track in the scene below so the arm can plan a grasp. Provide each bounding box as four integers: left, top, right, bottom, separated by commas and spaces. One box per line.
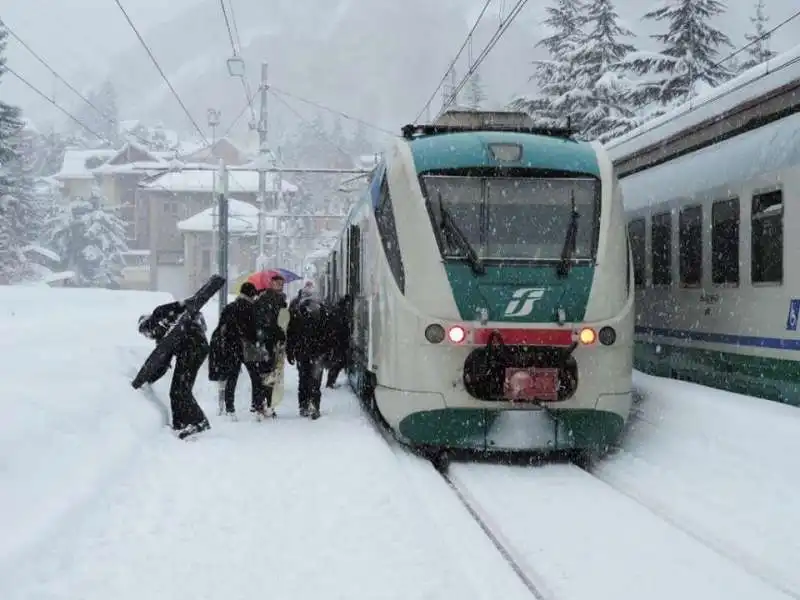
360, 402, 553, 600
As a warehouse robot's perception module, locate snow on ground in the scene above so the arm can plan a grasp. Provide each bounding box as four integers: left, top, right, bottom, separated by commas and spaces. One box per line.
0, 286, 534, 600
593, 371, 800, 597
0, 286, 174, 565
450, 462, 793, 600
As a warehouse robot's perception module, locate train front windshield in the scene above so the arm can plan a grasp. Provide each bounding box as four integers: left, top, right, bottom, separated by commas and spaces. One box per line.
422, 175, 599, 262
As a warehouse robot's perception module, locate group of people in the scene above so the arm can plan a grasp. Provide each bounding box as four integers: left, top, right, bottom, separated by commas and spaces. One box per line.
136, 272, 350, 439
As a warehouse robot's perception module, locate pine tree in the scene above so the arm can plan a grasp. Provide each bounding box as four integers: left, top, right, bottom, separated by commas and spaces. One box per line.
740, 0, 778, 71
565, 0, 637, 141
0, 22, 45, 283
511, 0, 586, 127
47, 188, 128, 287
622, 0, 734, 115
465, 68, 488, 109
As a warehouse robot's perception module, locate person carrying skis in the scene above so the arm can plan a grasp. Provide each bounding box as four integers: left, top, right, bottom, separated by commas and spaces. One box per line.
286, 290, 332, 419
137, 299, 210, 438
251, 272, 288, 417
209, 282, 268, 419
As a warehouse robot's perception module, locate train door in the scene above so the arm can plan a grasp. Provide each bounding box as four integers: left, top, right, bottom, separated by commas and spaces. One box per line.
347, 224, 365, 367
331, 251, 338, 301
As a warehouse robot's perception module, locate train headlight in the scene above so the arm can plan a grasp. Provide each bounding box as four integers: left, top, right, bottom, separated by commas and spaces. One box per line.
447, 325, 466, 344
578, 327, 596, 345
599, 326, 616, 346
424, 324, 446, 344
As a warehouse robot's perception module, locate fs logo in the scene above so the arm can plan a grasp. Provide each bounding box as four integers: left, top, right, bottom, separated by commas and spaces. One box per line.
503, 288, 546, 318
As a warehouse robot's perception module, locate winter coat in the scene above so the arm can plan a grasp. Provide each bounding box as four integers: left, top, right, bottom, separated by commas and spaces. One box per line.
209, 296, 258, 381
253, 289, 287, 347
286, 295, 333, 363
138, 300, 209, 382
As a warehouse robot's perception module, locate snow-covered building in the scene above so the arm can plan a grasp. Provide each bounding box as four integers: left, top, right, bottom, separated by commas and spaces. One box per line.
137, 169, 298, 296
177, 198, 280, 293
52, 148, 118, 201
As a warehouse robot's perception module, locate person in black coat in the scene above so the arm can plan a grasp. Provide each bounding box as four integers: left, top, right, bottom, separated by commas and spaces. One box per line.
325, 295, 350, 388
138, 300, 210, 437
286, 293, 332, 419
209, 282, 270, 419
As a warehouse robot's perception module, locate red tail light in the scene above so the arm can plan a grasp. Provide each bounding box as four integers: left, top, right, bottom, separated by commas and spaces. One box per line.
447, 325, 466, 343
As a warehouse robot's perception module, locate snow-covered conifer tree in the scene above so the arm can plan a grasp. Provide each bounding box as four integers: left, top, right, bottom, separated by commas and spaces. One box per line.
622, 0, 734, 116
511, 0, 585, 127
465, 68, 488, 110
740, 0, 778, 72
565, 0, 637, 141
0, 22, 46, 283
47, 188, 128, 287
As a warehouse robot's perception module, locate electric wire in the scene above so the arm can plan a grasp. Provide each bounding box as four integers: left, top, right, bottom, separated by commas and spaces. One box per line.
268, 89, 353, 160
439, 0, 530, 117
112, 0, 209, 144
268, 86, 395, 136
711, 7, 800, 73
413, 0, 494, 123
609, 7, 800, 147
219, 0, 256, 125
3, 22, 195, 153
5, 64, 106, 142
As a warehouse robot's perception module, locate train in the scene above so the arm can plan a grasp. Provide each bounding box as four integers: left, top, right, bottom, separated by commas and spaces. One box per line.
310, 109, 634, 464
606, 44, 800, 405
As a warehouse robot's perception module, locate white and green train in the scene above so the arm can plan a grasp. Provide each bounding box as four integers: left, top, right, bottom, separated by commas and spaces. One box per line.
606, 45, 800, 404
315, 110, 634, 461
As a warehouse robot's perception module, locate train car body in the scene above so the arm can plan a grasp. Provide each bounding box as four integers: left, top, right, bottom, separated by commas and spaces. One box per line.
607, 45, 800, 405
321, 110, 634, 456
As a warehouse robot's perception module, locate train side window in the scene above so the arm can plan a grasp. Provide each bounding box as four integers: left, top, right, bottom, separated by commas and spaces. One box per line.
711, 198, 739, 285
375, 176, 406, 293
679, 205, 702, 287
348, 224, 361, 296
627, 218, 646, 287
651, 212, 672, 286
751, 190, 783, 284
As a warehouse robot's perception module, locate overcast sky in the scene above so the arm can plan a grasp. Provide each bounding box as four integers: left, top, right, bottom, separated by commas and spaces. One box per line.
2, 0, 797, 127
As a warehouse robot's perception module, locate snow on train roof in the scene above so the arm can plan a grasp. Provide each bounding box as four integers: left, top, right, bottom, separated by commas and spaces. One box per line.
605, 44, 800, 161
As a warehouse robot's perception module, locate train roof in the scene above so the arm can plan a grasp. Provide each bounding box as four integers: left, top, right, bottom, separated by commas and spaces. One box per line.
407, 130, 600, 176
605, 44, 800, 167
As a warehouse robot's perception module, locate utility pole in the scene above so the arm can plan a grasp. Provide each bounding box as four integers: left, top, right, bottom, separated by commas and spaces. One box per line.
215, 157, 229, 415
208, 108, 221, 271
256, 63, 270, 270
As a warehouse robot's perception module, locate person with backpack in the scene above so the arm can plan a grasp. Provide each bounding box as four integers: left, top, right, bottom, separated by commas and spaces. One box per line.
209, 282, 271, 419
286, 291, 332, 419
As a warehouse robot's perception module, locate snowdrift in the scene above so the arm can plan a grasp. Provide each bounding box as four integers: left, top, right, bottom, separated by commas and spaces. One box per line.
0, 285, 175, 564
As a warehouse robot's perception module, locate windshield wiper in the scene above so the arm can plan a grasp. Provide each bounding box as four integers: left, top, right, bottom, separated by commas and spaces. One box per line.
436, 192, 486, 276
556, 190, 580, 279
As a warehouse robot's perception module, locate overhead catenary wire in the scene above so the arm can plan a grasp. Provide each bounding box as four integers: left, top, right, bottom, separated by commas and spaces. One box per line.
607, 7, 800, 147
268, 86, 395, 136
708, 7, 800, 74
219, 0, 256, 125
5, 64, 107, 142
268, 89, 353, 161
112, 0, 209, 144
439, 0, 530, 117
413, 0, 494, 123
3, 21, 200, 153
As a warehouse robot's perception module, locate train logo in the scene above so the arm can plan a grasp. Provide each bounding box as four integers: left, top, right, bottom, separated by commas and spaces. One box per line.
503, 288, 546, 318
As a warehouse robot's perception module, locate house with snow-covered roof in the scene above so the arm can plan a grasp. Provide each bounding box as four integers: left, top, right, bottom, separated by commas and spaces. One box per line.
52, 147, 118, 201
137, 168, 298, 297
176, 198, 281, 292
